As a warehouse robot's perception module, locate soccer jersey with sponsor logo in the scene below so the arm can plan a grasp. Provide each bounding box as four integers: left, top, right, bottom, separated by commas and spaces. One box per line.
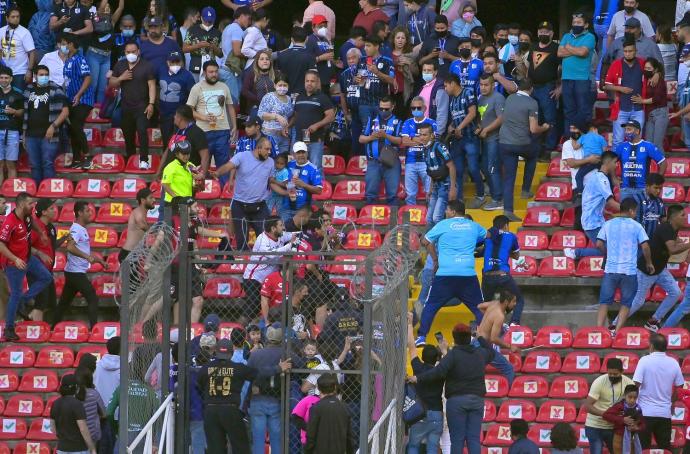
425, 217, 487, 276
614, 140, 665, 190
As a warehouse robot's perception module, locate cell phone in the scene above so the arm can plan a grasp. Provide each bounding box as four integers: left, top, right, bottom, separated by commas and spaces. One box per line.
434, 47, 441, 52
366, 57, 373, 66
434, 332, 444, 343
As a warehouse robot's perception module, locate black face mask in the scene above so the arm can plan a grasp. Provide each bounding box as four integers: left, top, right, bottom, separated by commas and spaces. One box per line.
436, 30, 447, 38
624, 31, 636, 42
497, 38, 508, 47
459, 48, 471, 59
570, 132, 581, 140
609, 375, 622, 384
624, 6, 635, 14
470, 38, 482, 47
379, 110, 392, 120
518, 42, 530, 52
538, 34, 551, 44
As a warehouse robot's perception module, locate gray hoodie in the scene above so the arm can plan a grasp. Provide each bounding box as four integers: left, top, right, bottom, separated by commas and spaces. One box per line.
94, 354, 121, 407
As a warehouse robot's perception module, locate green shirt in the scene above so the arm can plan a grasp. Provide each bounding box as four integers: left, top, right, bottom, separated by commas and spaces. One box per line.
162, 158, 194, 202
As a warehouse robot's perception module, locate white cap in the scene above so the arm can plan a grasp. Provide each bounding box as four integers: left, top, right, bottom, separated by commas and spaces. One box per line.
292, 141, 308, 153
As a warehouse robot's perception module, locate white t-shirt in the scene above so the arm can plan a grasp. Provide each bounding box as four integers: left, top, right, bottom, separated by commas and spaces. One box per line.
38, 51, 65, 87
65, 223, 90, 273
560, 140, 583, 189
0, 25, 35, 76
632, 352, 684, 418
305, 360, 343, 396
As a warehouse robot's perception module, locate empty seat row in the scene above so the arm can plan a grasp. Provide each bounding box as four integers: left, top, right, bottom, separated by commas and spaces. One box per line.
0, 417, 55, 441
83, 127, 163, 149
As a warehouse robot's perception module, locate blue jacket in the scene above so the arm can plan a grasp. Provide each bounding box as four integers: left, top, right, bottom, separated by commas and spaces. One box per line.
451, 17, 482, 39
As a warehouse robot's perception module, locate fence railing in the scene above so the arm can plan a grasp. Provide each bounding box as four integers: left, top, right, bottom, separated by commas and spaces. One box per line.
358, 398, 398, 454
126, 392, 174, 454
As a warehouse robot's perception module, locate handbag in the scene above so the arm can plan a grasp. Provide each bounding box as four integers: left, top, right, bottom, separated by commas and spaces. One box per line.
402, 382, 426, 426
378, 145, 399, 168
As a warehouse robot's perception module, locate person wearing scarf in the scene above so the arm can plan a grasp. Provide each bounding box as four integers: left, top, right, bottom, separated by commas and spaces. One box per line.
603, 384, 646, 454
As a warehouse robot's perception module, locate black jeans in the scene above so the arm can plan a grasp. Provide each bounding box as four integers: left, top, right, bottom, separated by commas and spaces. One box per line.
122, 108, 149, 162
68, 104, 92, 161
204, 404, 249, 454
54, 272, 99, 328
242, 278, 262, 320
230, 200, 269, 251
481, 273, 525, 324
639, 416, 671, 449
28, 274, 56, 312
159, 114, 175, 152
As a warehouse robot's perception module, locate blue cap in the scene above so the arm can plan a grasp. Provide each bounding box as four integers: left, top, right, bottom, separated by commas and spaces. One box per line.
201, 7, 216, 23
682, 44, 690, 58
203, 313, 220, 332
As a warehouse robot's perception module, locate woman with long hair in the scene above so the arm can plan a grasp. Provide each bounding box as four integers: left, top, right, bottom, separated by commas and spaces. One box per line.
258, 72, 294, 153
390, 26, 418, 116
76, 366, 106, 449
632, 58, 668, 150
242, 49, 275, 114
656, 23, 677, 81
142, 0, 178, 40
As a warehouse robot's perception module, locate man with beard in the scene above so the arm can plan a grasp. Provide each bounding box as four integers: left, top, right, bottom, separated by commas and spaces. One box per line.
120, 188, 156, 263
140, 17, 182, 74
1, 6, 35, 90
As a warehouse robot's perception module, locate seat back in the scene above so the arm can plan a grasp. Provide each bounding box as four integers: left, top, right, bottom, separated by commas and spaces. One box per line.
35, 346, 75, 368
333, 180, 366, 201
73, 178, 111, 198
523, 206, 560, 227
561, 351, 601, 374
36, 178, 73, 198
612, 327, 650, 350
535, 326, 573, 348
323, 154, 346, 175
549, 376, 589, 399
517, 230, 549, 250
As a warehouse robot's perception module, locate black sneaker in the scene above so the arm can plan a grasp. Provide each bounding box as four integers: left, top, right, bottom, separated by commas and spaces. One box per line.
644, 318, 661, 332
78, 158, 92, 169
3, 328, 19, 342
68, 159, 83, 169
16, 308, 30, 322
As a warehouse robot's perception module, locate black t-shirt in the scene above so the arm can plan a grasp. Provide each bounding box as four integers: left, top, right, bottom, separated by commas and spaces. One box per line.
638, 221, 676, 276
527, 41, 561, 85
275, 46, 316, 94
88, 11, 114, 51
111, 58, 156, 111
0, 88, 23, 131
419, 35, 460, 78
52, 2, 90, 37
164, 123, 208, 167
197, 358, 258, 406
27, 86, 63, 137
185, 24, 222, 74
293, 91, 334, 142
50, 395, 88, 452
411, 357, 443, 411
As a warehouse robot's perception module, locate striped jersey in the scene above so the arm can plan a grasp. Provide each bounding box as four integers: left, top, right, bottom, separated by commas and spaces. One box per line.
63, 53, 95, 107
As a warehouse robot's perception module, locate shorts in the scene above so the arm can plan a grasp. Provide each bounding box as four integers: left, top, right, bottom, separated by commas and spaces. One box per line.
599, 272, 638, 308
170, 264, 203, 300
0, 130, 20, 161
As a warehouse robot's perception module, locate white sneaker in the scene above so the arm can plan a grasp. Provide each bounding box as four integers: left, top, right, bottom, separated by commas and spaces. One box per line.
563, 247, 576, 260
138, 160, 151, 170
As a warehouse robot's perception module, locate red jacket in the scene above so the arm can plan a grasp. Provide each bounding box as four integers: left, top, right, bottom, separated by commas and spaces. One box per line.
604, 57, 648, 121
602, 401, 646, 436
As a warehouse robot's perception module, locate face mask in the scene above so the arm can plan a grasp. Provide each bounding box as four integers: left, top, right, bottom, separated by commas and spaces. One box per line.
470, 38, 482, 47
497, 37, 508, 47
422, 72, 434, 83
122, 29, 134, 37
276, 86, 289, 96
462, 12, 474, 21
412, 109, 424, 118
624, 6, 635, 14
125, 53, 138, 63
518, 42, 530, 52
201, 23, 212, 31
624, 132, 635, 142
459, 48, 471, 59
331, 95, 340, 104
59, 45, 69, 54
538, 34, 551, 44
624, 31, 636, 42
508, 34, 518, 46
644, 70, 654, 78
317, 27, 328, 38
379, 110, 392, 120
169, 65, 181, 74
571, 25, 584, 35
609, 375, 622, 384
37, 75, 50, 86
570, 132, 581, 140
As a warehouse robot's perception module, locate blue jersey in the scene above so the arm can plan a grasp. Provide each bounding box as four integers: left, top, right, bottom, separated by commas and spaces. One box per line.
614, 140, 665, 190
424, 142, 452, 177
633, 192, 665, 238
401, 117, 437, 164
363, 114, 402, 160
235, 134, 278, 158
483, 230, 520, 273
63, 53, 95, 107
598, 217, 649, 275
448, 58, 484, 95
284, 160, 322, 210
158, 67, 196, 118
357, 55, 395, 106
448, 88, 477, 137
339, 66, 360, 109
425, 217, 486, 276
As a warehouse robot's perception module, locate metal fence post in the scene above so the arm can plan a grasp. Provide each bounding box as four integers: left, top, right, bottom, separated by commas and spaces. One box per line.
174, 203, 191, 454
161, 209, 172, 405
359, 256, 374, 454
281, 261, 294, 454
118, 257, 131, 453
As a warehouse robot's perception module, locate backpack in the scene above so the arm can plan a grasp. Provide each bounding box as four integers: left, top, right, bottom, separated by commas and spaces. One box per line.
402, 382, 426, 426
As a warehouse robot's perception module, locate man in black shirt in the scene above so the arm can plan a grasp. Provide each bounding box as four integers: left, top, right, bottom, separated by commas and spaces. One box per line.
50, 0, 93, 45
305, 374, 355, 454
418, 15, 460, 80
50, 374, 97, 454
293, 69, 335, 173
156, 104, 209, 178
0, 66, 24, 185
276, 26, 316, 94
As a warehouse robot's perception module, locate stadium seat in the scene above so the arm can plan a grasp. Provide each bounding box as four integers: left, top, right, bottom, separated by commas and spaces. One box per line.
0, 417, 27, 440
95, 202, 132, 224
537, 256, 575, 277
327, 204, 357, 225
549, 376, 588, 399
75, 346, 108, 367
523, 206, 561, 227
58, 202, 96, 223
510, 256, 538, 276
1, 178, 36, 198
52, 251, 65, 274
517, 230, 549, 251
486, 352, 522, 374
664, 157, 690, 177
575, 256, 605, 277
612, 327, 650, 350
196, 228, 226, 250
88, 227, 119, 248
135, 128, 164, 148
217, 322, 244, 340
521, 351, 561, 374
503, 326, 534, 348
0, 346, 35, 368
215, 257, 247, 274
35, 178, 73, 198
671, 426, 686, 448
561, 351, 601, 374
149, 181, 162, 198
83, 127, 103, 147
93, 276, 121, 297
194, 179, 221, 200
220, 182, 233, 199
42, 397, 58, 418
536, 400, 577, 423
14, 322, 50, 343
484, 375, 510, 398
4, 395, 43, 417
125, 155, 161, 175
312, 180, 333, 201
203, 278, 244, 299
90, 322, 121, 343
102, 128, 125, 148
535, 326, 573, 348
661, 182, 686, 203
546, 157, 572, 177
333, 180, 366, 201
207, 203, 232, 224
345, 156, 367, 176
560, 207, 576, 227
651, 281, 686, 303
548, 230, 587, 250
384, 229, 422, 251
672, 404, 687, 424
356, 205, 391, 225
322, 154, 346, 175
483, 424, 513, 446
50, 321, 89, 343
600, 352, 639, 373
13, 442, 51, 454
85, 105, 108, 124
483, 400, 497, 422
535, 181, 572, 202
26, 418, 55, 441
509, 375, 549, 398
495, 400, 537, 422
90, 153, 126, 173
667, 262, 689, 278
527, 423, 555, 447
110, 178, 147, 199
344, 229, 382, 250
573, 327, 613, 349
0, 371, 18, 392
328, 255, 366, 275
73, 178, 111, 198
16, 154, 29, 173
35, 346, 74, 369
397, 205, 427, 226
659, 328, 690, 350
105, 253, 121, 273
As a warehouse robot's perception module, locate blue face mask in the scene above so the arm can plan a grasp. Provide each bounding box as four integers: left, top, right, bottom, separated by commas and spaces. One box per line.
122, 29, 134, 37
422, 73, 434, 83
624, 132, 635, 142
37, 75, 50, 86
331, 96, 340, 104
412, 109, 424, 118
59, 45, 69, 54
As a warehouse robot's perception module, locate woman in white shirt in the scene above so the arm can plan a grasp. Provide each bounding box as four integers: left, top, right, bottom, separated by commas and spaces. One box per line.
241, 9, 269, 69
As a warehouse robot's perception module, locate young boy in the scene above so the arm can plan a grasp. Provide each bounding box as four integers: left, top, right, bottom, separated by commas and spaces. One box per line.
603, 384, 645, 454
305, 373, 354, 454
509, 418, 539, 453
575, 122, 609, 193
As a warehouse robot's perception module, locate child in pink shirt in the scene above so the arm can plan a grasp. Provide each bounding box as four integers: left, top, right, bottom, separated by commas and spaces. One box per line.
292, 394, 321, 445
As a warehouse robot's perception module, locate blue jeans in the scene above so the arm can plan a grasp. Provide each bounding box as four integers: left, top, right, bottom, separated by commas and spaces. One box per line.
0, 130, 19, 161
190, 420, 206, 454
416, 266, 434, 307
265, 132, 290, 154
612, 110, 645, 150
427, 179, 449, 226
562, 79, 593, 134
446, 394, 484, 454
357, 104, 377, 131
471, 339, 515, 386
5, 256, 52, 329
659, 278, 690, 328
575, 228, 602, 259
365, 158, 400, 204
86, 49, 110, 105
620, 187, 644, 201
405, 162, 431, 205
683, 117, 690, 147
248, 396, 281, 454
585, 426, 614, 454
219, 67, 241, 105
349, 107, 362, 156
206, 130, 231, 188
25, 136, 58, 184
600, 273, 638, 308
418, 275, 484, 337
499, 143, 537, 213
450, 136, 483, 200
481, 273, 525, 324
308, 141, 324, 173
480, 137, 502, 202
531, 82, 559, 152
407, 410, 443, 454
625, 269, 681, 321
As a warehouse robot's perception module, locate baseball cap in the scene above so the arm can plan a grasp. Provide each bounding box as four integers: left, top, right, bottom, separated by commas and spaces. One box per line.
199, 332, 217, 349
167, 51, 183, 62
201, 7, 216, 23
624, 17, 641, 28
36, 198, 55, 217
61, 373, 78, 387
538, 21, 553, 31
622, 119, 642, 130
204, 313, 221, 332
147, 16, 163, 27
681, 44, 690, 58
245, 116, 261, 127
215, 338, 232, 359
266, 322, 283, 344
312, 14, 328, 26
292, 141, 308, 153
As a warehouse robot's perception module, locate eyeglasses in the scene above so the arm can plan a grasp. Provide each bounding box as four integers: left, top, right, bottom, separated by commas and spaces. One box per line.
411, 106, 424, 111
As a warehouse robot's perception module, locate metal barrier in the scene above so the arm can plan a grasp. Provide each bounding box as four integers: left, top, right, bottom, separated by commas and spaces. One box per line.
126, 393, 175, 454
358, 398, 398, 454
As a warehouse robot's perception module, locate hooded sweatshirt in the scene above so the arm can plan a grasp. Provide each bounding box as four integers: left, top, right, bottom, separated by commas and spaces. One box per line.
94, 354, 121, 407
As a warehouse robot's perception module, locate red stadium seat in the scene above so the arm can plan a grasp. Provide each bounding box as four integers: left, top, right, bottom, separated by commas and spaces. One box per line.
207, 203, 232, 224
75, 346, 108, 366
662, 182, 686, 203
88, 227, 119, 248
671, 426, 686, 448
26, 418, 55, 441
110, 178, 147, 199
312, 180, 333, 201
548, 230, 587, 250
1, 178, 36, 197
54, 153, 84, 173
517, 230, 549, 251
523, 206, 561, 227
575, 257, 605, 277
35, 346, 74, 368
503, 326, 534, 348
35, 178, 73, 198
218, 322, 244, 340
397, 205, 427, 225
125, 155, 161, 175
93, 276, 121, 297
560, 207, 576, 227
659, 328, 690, 350
549, 376, 588, 399
0, 346, 35, 368
537, 256, 575, 277
547, 157, 572, 177
535, 326, 573, 348
356, 205, 391, 225
136, 128, 163, 148
333, 180, 366, 201
527, 423, 556, 447
483, 424, 513, 446
0, 371, 18, 392
50, 321, 89, 343
328, 255, 366, 275
85, 105, 108, 124
536, 400, 577, 423
651, 281, 685, 303
13, 442, 51, 454
195, 179, 221, 200
612, 327, 650, 350
672, 404, 687, 424
52, 252, 66, 272
58, 202, 96, 223
344, 229, 382, 250
345, 156, 367, 176
509, 376, 549, 398
83, 127, 102, 147
105, 253, 121, 273
486, 352, 522, 373
484, 375, 509, 398
495, 400, 537, 422
535, 182, 572, 201
483, 400, 497, 422
4, 395, 43, 417
383, 229, 421, 251
215, 256, 247, 274
667, 262, 689, 278
221, 182, 233, 199
73, 178, 111, 198
203, 278, 244, 299
95, 202, 132, 224
149, 181, 162, 198
326, 204, 357, 225
510, 256, 538, 276
574, 327, 613, 350
561, 351, 601, 374
102, 128, 125, 148
0, 417, 27, 440
322, 154, 346, 175
522, 351, 561, 373
600, 352, 639, 373
14, 322, 50, 343
90, 322, 121, 343
90, 153, 126, 173
42, 397, 58, 418
664, 157, 690, 177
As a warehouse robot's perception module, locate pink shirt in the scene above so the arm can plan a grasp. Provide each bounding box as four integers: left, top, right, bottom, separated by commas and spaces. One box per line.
419, 79, 435, 118
303, 1, 336, 41
292, 395, 321, 445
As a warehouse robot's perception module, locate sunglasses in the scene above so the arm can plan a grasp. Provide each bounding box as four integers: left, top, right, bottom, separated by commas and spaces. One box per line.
411, 106, 424, 111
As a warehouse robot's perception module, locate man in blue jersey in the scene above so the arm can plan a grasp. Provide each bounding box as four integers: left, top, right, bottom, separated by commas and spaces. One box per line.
482, 52, 516, 97
282, 141, 323, 230
421, 123, 457, 226
480, 215, 525, 326
234, 117, 278, 157
401, 96, 436, 205
416, 200, 486, 347
359, 96, 402, 204
449, 37, 483, 95
339, 47, 363, 156
615, 119, 666, 200
356, 34, 395, 134
633, 173, 665, 238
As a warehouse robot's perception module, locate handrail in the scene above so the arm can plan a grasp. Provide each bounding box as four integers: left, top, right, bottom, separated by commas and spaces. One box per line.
356, 398, 397, 454
127, 393, 174, 454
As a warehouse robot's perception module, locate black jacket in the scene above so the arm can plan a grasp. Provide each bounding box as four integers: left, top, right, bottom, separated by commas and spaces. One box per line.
305, 395, 354, 454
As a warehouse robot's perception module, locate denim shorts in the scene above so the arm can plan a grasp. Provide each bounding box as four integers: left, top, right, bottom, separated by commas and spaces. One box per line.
0, 130, 19, 161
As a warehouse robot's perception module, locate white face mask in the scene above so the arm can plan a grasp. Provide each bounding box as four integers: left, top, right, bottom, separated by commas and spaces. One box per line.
316, 27, 328, 38
125, 53, 138, 63
276, 86, 289, 96
169, 65, 181, 74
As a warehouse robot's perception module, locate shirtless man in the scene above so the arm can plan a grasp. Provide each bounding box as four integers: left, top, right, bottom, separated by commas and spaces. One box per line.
475, 289, 519, 386
119, 188, 156, 263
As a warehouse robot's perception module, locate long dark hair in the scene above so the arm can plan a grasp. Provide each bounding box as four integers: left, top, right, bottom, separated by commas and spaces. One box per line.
645, 57, 665, 79
75, 366, 95, 401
